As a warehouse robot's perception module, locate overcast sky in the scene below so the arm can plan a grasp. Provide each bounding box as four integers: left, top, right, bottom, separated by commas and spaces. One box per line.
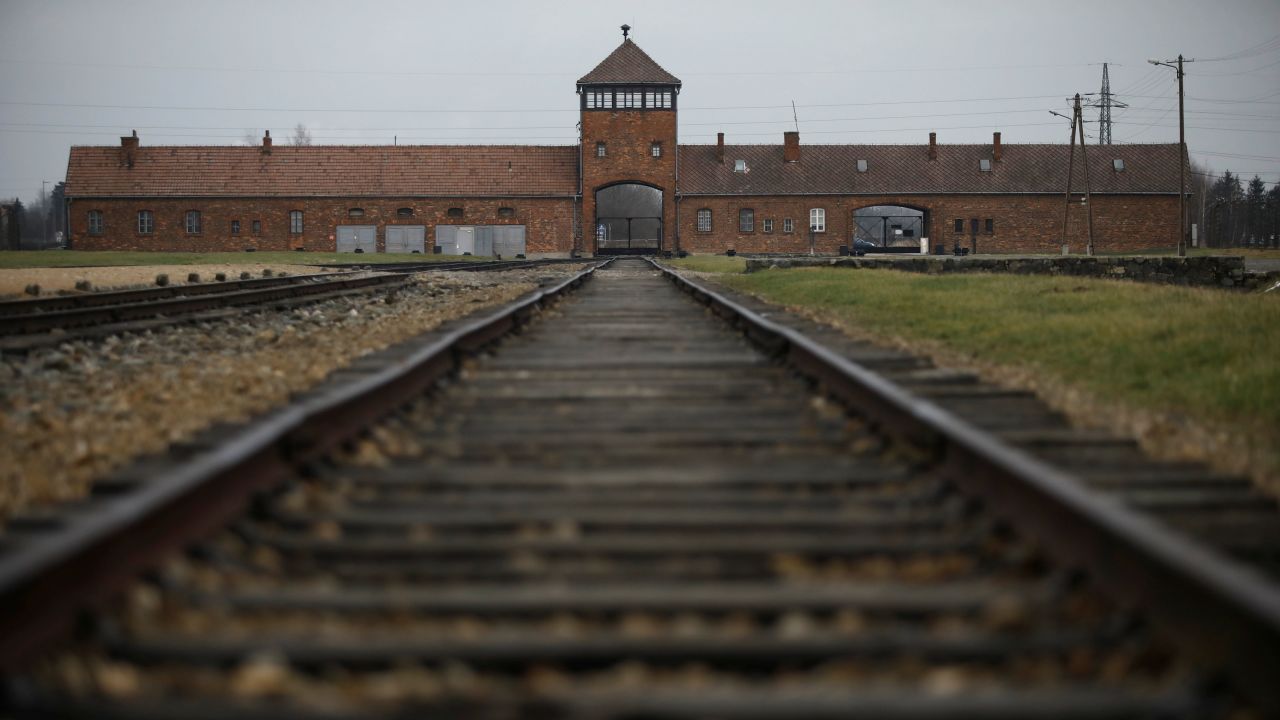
2, 0, 1278, 204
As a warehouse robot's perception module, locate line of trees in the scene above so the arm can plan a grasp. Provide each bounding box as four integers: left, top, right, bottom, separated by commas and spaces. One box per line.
1190, 163, 1280, 248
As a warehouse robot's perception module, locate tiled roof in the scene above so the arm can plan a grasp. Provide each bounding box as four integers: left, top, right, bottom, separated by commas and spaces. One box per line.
577, 39, 681, 86
679, 143, 1185, 195
65, 145, 579, 198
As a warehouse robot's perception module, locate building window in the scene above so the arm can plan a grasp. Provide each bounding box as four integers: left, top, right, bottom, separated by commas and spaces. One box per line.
137, 210, 154, 234
348, 208, 364, 218
985, 218, 994, 234
696, 208, 712, 232
620, 90, 640, 108
734, 159, 747, 173
763, 218, 774, 233
289, 210, 303, 234
739, 208, 754, 233
970, 218, 980, 235
252, 220, 261, 234
447, 207, 464, 218
809, 208, 825, 232
651, 142, 662, 158
979, 158, 992, 172
498, 207, 516, 218
87, 210, 104, 235
397, 207, 414, 217
856, 159, 869, 173
231, 220, 240, 235
596, 142, 607, 158
185, 210, 201, 234
1113, 158, 1126, 172
783, 218, 794, 233
954, 219, 964, 233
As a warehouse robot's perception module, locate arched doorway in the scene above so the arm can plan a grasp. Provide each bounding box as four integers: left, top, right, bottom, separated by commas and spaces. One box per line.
853, 205, 927, 252
595, 183, 662, 255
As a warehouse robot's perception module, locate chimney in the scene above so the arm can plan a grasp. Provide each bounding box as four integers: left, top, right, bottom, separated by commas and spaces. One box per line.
993, 131, 1002, 162
261, 130, 272, 154
120, 130, 139, 168
783, 131, 800, 163
928, 132, 937, 161
716, 132, 725, 164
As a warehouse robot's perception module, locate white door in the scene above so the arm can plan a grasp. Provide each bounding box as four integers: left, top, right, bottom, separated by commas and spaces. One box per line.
336, 225, 377, 253
455, 226, 475, 255
386, 226, 426, 254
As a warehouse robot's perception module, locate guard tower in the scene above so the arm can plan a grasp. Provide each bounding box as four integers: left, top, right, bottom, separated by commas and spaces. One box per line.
577, 25, 681, 255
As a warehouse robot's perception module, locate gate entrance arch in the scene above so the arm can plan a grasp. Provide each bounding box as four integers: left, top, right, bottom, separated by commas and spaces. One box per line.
595, 183, 662, 255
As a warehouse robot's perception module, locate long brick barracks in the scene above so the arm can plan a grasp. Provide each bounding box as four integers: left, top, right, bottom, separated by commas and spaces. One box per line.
64, 34, 1187, 256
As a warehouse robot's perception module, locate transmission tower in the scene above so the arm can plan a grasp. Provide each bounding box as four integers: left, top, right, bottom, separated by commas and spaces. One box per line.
1088, 63, 1127, 145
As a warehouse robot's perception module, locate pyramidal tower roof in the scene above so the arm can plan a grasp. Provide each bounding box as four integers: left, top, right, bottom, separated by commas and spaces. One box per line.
577, 36, 681, 86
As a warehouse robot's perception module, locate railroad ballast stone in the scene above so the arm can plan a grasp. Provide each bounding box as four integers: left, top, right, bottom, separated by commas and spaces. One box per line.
743, 254, 1275, 291
0, 266, 585, 520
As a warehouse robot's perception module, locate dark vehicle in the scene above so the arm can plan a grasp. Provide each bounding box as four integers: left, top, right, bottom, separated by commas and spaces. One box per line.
852, 238, 878, 256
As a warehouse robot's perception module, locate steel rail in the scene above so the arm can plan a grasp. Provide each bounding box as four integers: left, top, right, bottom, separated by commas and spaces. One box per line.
648, 257, 1280, 712
0, 273, 408, 336
0, 259, 610, 670
0, 270, 369, 317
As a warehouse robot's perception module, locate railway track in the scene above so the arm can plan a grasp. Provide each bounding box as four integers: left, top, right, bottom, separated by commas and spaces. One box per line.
309, 258, 591, 274
1, 257, 1277, 717
0, 271, 409, 353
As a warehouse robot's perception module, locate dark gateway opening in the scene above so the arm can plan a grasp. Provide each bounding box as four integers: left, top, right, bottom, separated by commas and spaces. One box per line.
853, 205, 926, 252
595, 183, 662, 255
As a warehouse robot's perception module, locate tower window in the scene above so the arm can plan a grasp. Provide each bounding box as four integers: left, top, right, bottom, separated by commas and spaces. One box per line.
651, 142, 662, 158
739, 208, 754, 233
596, 142, 607, 158
696, 209, 712, 232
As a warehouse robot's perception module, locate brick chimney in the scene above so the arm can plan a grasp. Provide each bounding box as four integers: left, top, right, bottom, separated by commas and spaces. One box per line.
928, 132, 937, 161
261, 130, 273, 155
120, 130, 139, 168
783, 131, 800, 163
716, 132, 725, 164
993, 131, 1002, 162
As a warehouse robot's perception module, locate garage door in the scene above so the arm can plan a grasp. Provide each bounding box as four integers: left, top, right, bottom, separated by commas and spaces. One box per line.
336, 225, 376, 253
494, 226, 526, 256
386, 225, 426, 254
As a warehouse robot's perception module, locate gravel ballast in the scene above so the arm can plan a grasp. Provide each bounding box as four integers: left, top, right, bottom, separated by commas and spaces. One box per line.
0, 267, 585, 520
0, 264, 334, 298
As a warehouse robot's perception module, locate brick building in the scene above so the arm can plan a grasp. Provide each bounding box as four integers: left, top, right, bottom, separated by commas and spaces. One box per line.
64, 32, 1186, 256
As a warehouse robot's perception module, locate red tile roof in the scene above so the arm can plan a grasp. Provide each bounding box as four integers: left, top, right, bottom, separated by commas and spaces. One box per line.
65, 145, 579, 198
679, 143, 1185, 195
577, 39, 681, 86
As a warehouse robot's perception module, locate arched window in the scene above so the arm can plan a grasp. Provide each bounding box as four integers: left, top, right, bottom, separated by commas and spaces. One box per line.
498, 207, 515, 218
348, 208, 365, 218
396, 207, 414, 217
447, 207, 464, 218
809, 208, 825, 232
137, 210, 154, 234
185, 210, 201, 234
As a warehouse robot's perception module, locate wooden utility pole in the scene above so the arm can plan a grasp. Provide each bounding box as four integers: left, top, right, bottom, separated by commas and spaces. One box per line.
1054, 95, 1093, 254
1150, 54, 1193, 257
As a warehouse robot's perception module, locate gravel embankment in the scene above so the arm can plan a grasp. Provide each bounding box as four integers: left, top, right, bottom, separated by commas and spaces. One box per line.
0, 267, 584, 521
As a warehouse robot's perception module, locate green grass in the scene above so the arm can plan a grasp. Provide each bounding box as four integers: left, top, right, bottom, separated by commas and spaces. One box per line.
666, 255, 747, 274
722, 267, 1280, 474
0, 250, 490, 269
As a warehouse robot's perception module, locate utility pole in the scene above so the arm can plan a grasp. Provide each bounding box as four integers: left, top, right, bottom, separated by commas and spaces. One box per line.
1150, 54, 1193, 257
1051, 95, 1094, 254
1085, 63, 1128, 145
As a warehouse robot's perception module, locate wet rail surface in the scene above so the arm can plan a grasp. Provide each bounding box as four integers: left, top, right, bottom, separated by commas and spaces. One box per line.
5, 258, 1246, 718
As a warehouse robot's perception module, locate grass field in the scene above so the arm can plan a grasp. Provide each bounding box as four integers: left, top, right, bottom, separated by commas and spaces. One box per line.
667, 255, 748, 274
0, 250, 489, 269
673, 258, 1279, 480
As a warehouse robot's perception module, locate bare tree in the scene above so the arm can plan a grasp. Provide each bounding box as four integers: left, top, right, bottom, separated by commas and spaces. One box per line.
290, 123, 313, 147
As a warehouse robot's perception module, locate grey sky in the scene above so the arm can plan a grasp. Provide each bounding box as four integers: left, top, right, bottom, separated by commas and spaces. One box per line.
2, 0, 1278, 204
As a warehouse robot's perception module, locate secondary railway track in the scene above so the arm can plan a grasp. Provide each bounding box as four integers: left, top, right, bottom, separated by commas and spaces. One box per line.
1, 257, 1277, 717
0, 271, 409, 352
